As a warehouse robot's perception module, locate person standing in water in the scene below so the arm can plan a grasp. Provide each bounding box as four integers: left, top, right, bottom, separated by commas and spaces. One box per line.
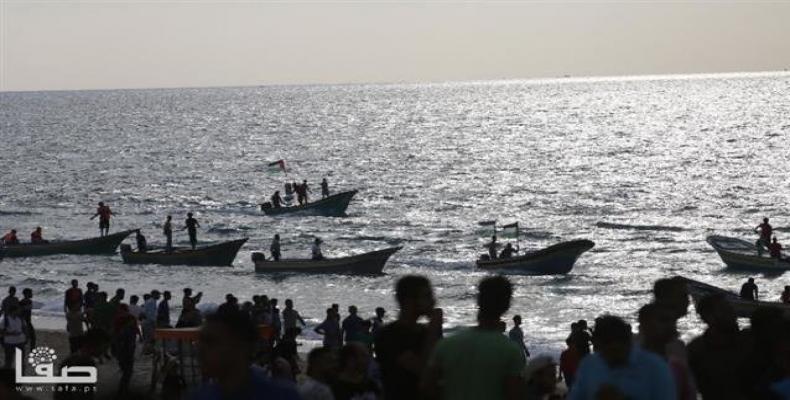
90, 201, 113, 237
183, 213, 200, 250
270, 234, 282, 261
163, 215, 173, 252
321, 178, 330, 199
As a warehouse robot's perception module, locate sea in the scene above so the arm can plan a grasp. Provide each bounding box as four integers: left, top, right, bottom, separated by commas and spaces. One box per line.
1, 71, 789, 355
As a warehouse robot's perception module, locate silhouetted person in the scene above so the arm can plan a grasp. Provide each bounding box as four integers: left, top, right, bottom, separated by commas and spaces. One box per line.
331, 343, 380, 400
499, 243, 517, 259
756, 217, 773, 253
342, 305, 365, 343
271, 190, 283, 208
65, 279, 83, 312
1, 229, 19, 245
90, 201, 113, 236
282, 299, 306, 331
569, 315, 675, 400
30, 227, 47, 244
183, 212, 200, 250
508, 314, 530, 363
769, 236, 783, 259
486, 235, 498, 260
312, 238, 324, 260
112, 304, 140, 394
135, 230, 148, 253
371, 307, 386, 338
1, 286, 19, 318
688, 293, 748, 400
270, 234, 282, 261
315, 308, 342, 349
740, 278, 759, 301
157, 291, 172, 328
192, 310, 300, 399
639, 303, 695, 400
163, 215, 173, 252
423, 276, 523, 400
19, 288, 34, 350
217, 294, 239, 315
321, 178, 330, 199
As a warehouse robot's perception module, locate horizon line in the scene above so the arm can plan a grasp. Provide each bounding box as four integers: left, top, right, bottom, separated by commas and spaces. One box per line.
2, 69, 789, 95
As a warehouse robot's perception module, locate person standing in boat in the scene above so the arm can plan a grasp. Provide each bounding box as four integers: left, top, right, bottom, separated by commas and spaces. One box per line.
485, 235, 499, 260
499, 243, 518, 259
769, 236, 783, 259
135, 230, 148, 253
311, 238, 324, 260
90, 201, 113, 237
271, 234, 282, 261
321, 178, 330, 199
30, 227, 48, 244
284, 182, 294, 205
163, 215, 173, 252
183, 212, 200, 250
740, 278, 759, 301
271, 191, 283, 209
2, 229, 19, 245
756, 218, 773, 254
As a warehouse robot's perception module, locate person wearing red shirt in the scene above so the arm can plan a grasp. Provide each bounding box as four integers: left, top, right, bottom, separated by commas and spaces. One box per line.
2, 229, 19, 245
30, 227, 48, 244
90, 201, 113, 236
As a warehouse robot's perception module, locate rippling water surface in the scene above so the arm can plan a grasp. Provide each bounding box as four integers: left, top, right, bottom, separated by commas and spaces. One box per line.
2, 72, 790, 353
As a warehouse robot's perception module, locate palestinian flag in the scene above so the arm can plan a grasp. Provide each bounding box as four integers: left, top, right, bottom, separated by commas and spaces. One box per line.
502, 222, 519, 238
266, 160, 287, 174
476, 220, 497, 236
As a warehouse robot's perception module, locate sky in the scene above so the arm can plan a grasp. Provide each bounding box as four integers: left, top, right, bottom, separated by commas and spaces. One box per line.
1, 0, 790, 92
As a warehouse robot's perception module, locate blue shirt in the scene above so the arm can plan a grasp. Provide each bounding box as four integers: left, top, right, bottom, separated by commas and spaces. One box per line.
569, 346, 676, 400
190, 367, 300, 400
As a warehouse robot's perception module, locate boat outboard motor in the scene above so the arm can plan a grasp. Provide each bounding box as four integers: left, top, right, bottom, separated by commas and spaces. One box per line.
251, 252, 266, 262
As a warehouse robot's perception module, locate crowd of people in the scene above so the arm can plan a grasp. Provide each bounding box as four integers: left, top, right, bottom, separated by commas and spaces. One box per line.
5, 274, 790, 399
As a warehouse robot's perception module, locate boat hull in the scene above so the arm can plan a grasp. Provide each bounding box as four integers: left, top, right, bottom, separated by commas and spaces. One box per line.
707, 235, 790, 271
475, 240, 594, 275
253, 247, 401, 274
261, 190, 357, 217
121, 238, 248, 266
683, 277, 790, 318
2, 230, 136, 258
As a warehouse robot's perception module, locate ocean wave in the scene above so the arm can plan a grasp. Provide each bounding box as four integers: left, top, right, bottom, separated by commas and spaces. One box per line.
595, 222, 685, 232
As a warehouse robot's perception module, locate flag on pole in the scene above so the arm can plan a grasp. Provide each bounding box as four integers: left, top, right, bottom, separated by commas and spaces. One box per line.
266, 160, 287, 174
476, 220, 497, 237
502, 222, 519, 238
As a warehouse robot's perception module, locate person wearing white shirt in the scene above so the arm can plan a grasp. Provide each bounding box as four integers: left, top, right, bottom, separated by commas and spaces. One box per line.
2, 304, 27, 369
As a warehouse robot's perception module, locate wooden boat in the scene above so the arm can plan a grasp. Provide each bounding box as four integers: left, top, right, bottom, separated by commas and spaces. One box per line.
260, 190, 357, 217
707, 235, 790, 271
1, 229, 136, 258
476, 240, 595, 275
120, 238, 248, 266
252, 247, 401, 274
683, 277, 790, 318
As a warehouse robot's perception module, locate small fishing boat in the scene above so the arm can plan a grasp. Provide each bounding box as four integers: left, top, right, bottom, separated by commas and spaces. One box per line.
683, 277, 790, 318
476, 240, 595, 275
260, 190, 358, 217
707, 235, 790, 271
120, 238, 248, 266
252, 247, 401, 274
1, 229, 136, 258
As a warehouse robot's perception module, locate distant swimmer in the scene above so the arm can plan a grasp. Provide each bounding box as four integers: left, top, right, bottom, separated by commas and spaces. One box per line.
486, 235, 499, 260
311, 238, 324, 261
183, 213, 200, 250
270, 234, 282, 261
163, 215, 173, 252
2, 230, 19, 245
321, 178, 330, 199
90, 202, 113, 237
499, 243, 518, 259
740, 277, 759, 301
135, 230, 148, 253
30, 227, 48, 244
271, 191, 283, 209
756, 218, 773, 254
769, 237, 783, 259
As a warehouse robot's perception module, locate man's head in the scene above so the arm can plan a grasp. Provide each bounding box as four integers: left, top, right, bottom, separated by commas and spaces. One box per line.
184, 288, 192, 296
98, 202, 104, 207
274, 234, 280, 240
187, 212, 193, 218
8, 286, 16, 296
348, 305, 357, 315
592, 316, 633, 368
130, 295, 139, 305
151, 290, 161, 300
10, 229, 15, 235
774, 237, 779, 243
696, 293, 738, 333
167, 215, 172, 221
285, 299, 293, 308
638, 303, 677, 348
765, 218, 770, 223
375, 307, 386, 318
749, 278, 755, 284
163, 291, 171, 300
339, 343, 370, 375
513, 315, 522, 326
477, 275, 513, 322
395, 275, 435, 317
115, 288, 125, 300
71, 279, 78, 288
35, 227, 42, 233
199, 311, 258, 381
22, 288, 32, 299
653, 277, 690, 318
